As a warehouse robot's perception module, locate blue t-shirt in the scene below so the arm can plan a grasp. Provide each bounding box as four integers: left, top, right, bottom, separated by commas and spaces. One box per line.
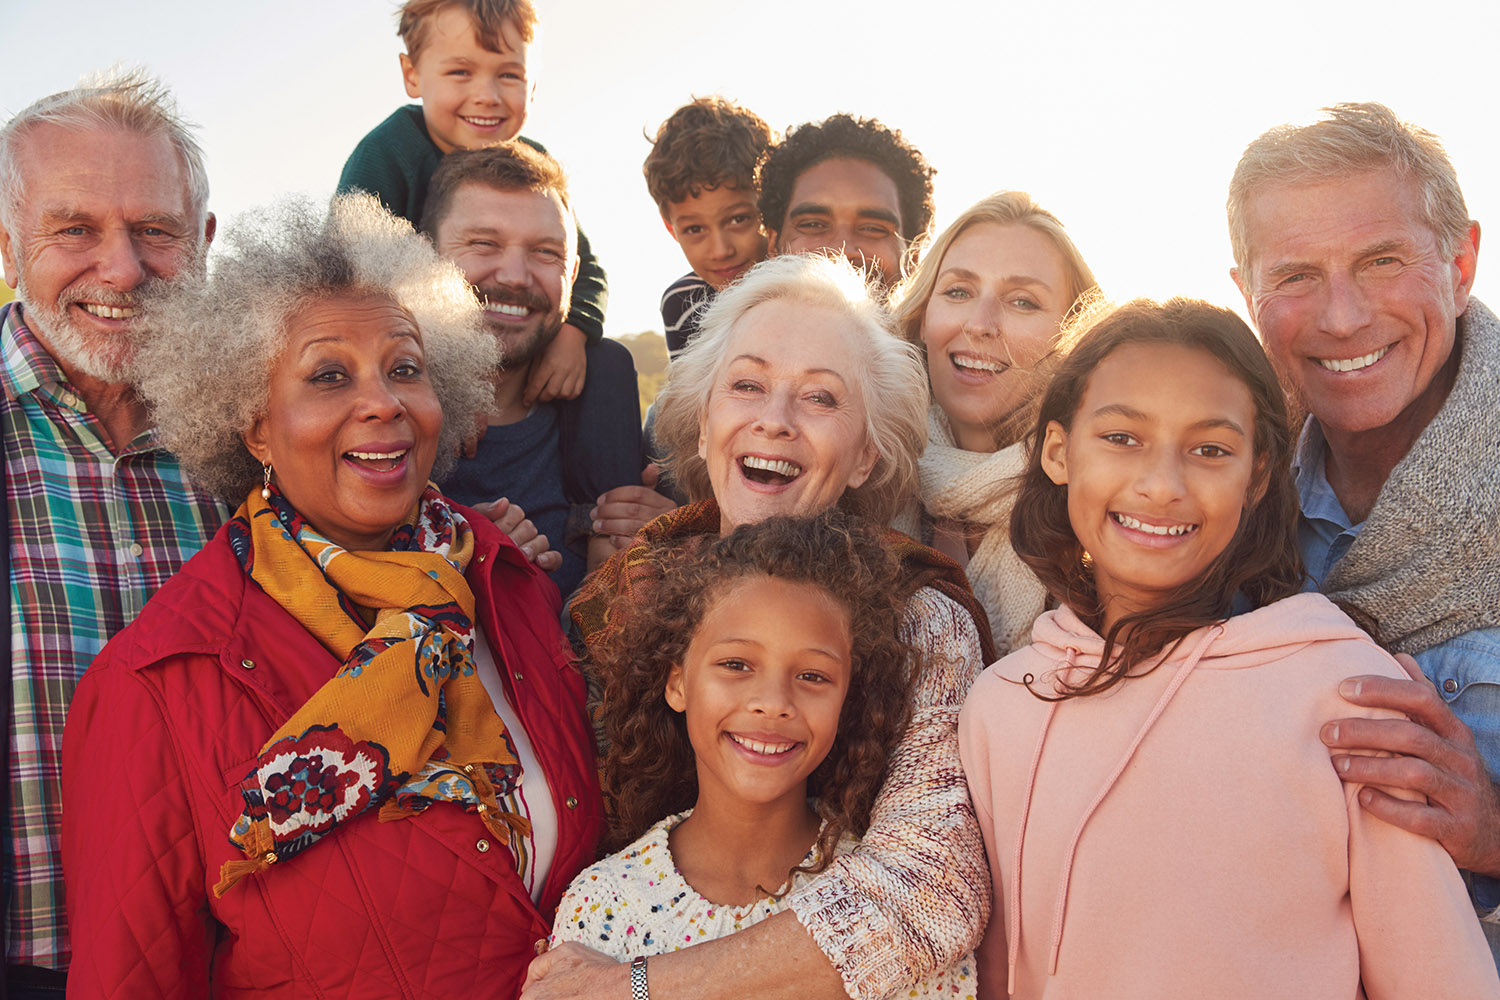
441, 404, 582, 601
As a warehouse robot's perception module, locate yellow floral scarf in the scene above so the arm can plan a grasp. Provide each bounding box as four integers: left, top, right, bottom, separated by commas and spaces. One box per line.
214, 485, 527, 896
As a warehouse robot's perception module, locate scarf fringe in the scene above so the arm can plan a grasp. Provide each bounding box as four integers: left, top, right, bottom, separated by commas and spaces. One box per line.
213, 819, 276, 898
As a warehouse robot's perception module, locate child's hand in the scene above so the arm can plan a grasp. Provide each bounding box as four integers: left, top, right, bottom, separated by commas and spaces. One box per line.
591, 464, 678, 550
524, 322, 588, 404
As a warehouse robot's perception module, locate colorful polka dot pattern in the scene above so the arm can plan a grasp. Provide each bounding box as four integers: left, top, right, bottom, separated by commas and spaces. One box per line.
550, 811, 977, 997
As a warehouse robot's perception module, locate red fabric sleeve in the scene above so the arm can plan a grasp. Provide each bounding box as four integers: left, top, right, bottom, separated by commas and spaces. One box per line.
62, 657, 213, 999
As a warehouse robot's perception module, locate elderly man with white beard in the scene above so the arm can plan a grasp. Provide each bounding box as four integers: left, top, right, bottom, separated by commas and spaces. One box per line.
0, 71, 226, 996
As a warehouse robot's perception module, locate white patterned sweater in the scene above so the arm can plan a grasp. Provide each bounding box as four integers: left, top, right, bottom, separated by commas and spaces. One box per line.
552, 809, 977, 999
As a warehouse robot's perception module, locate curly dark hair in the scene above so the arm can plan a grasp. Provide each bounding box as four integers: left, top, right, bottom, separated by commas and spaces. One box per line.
594, 510, 917, 878
643, 96, 776, 215
757, 113, 936, 246
1010, 298, 1305, 699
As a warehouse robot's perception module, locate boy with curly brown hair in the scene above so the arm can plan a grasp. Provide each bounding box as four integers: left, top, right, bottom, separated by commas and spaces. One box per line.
644, 96, 775, 357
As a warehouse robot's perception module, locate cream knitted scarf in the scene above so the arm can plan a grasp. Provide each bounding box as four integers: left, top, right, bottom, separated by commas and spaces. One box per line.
1321, 298, 1500, 654
911, 405, 1045, 655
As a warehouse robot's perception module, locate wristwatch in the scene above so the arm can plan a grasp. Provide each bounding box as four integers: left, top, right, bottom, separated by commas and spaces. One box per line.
630, 955, 650, 999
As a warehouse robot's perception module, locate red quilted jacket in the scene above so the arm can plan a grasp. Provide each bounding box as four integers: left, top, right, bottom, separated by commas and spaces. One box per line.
61, 511, 603, 999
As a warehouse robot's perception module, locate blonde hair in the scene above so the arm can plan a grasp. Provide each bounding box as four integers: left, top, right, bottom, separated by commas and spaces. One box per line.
398, 0, 537, 60
135, 194, 496, 502
893, 191, 1097, 344
890, 191, 1099, 449
653, 253, 927, 525
1228, 102, 1470, 273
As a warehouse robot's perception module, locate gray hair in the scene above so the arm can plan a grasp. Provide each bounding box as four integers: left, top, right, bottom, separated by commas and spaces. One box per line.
0, 67, 211, 235
654, 252, 927, 525
135, 193, 496, 503
1228, 102, 1470, 273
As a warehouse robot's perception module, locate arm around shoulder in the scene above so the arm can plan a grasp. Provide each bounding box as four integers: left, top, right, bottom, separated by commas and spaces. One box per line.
784, 588, 991, 998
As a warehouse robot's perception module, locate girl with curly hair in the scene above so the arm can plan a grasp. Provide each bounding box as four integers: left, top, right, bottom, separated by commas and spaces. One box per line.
550, 510, 975, 999
957, 298, 1497, 998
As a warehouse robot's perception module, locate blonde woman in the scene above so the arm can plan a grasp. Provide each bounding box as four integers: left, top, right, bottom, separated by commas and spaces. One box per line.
892, 192, 1098, 653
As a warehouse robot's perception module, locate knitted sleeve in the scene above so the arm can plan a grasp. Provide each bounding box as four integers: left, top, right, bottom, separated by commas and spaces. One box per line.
786, 586, 991, 999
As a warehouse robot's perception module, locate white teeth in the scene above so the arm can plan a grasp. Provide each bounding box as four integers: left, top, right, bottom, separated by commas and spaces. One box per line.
952, 354, 1005, 374
1318, 345, 1390, 372
484, 302, 529, 317
81, 303, 136, 320
463, 116, 501, 126
730, 734, 797, 755
1113, 513, 1196, 536
741, 455, 802, 478
347, 450, 407, 461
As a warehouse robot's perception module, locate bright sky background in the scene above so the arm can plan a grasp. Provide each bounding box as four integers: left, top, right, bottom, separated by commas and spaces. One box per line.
6, 0, 1497, 335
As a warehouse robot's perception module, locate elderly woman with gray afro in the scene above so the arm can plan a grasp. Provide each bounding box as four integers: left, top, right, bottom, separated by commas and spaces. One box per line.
61, 194, 604, 999
535, 253, 994, 1000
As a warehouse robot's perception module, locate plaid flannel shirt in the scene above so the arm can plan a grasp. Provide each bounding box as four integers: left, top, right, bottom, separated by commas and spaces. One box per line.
1, 302, 228, 969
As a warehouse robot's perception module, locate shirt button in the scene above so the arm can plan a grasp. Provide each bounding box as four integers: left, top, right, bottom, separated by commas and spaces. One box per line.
513, 671, 523, 681
128, 542, 144, 557
565, 796, 578, 810
1443, 678, 1459, 694
240, 659, 256, 670
476, 839, 491, 853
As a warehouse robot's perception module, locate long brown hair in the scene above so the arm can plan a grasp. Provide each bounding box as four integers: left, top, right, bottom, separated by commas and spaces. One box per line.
1010, 298, 1305, 698
594, 510, 916, 875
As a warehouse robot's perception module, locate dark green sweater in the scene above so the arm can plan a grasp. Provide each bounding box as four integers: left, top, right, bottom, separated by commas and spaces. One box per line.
338, 105, 606, 342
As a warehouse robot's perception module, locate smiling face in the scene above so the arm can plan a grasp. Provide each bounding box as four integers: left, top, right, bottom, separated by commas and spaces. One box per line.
1232, 167, 1477, 444
771, 157, 905, 288
921, 222, 1074, 452
242, 291, 444, 551
1041, 342, 1259, 631
0, 124, 210, 385
664, 184, 768, 290
666, 574, 851, 814
400, 5, 531, 154
698, 299, 879, 534
433, 181, 574, 370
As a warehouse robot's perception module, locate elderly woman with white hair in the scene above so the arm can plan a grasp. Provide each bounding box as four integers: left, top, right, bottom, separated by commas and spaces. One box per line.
528, 253, 994, 1000
60, 194, 603, 998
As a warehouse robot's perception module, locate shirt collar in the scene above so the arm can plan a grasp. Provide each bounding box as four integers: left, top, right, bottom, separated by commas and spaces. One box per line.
1, 302, 82, 410
1, 301, 163, 452
1293, 416, 1358, 533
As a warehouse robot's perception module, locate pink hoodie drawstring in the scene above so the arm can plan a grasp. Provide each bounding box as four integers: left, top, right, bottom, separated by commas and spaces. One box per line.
1005, 627, 1225, 996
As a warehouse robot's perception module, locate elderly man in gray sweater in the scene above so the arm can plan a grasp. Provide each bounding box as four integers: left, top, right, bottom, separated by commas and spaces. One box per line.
1229, 102, 1500, 963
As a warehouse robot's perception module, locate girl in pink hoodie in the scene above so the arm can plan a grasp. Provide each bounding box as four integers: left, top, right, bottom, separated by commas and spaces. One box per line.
958, 298, 1499, 999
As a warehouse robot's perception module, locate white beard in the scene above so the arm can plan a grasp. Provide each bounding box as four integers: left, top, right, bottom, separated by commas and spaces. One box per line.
15, 268, 155, 384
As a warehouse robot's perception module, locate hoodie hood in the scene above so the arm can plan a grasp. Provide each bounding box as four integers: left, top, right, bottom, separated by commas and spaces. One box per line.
1028, 592, 1370, 679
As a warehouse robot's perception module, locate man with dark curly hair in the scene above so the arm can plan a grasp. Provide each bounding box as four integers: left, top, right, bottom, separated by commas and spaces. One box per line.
758, 113, 935, 290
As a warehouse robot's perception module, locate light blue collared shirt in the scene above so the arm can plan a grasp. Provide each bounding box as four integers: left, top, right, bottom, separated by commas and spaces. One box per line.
1295, 421, 1500, 940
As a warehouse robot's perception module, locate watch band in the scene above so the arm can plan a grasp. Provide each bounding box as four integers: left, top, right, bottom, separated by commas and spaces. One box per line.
630, 954, 650, 1000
